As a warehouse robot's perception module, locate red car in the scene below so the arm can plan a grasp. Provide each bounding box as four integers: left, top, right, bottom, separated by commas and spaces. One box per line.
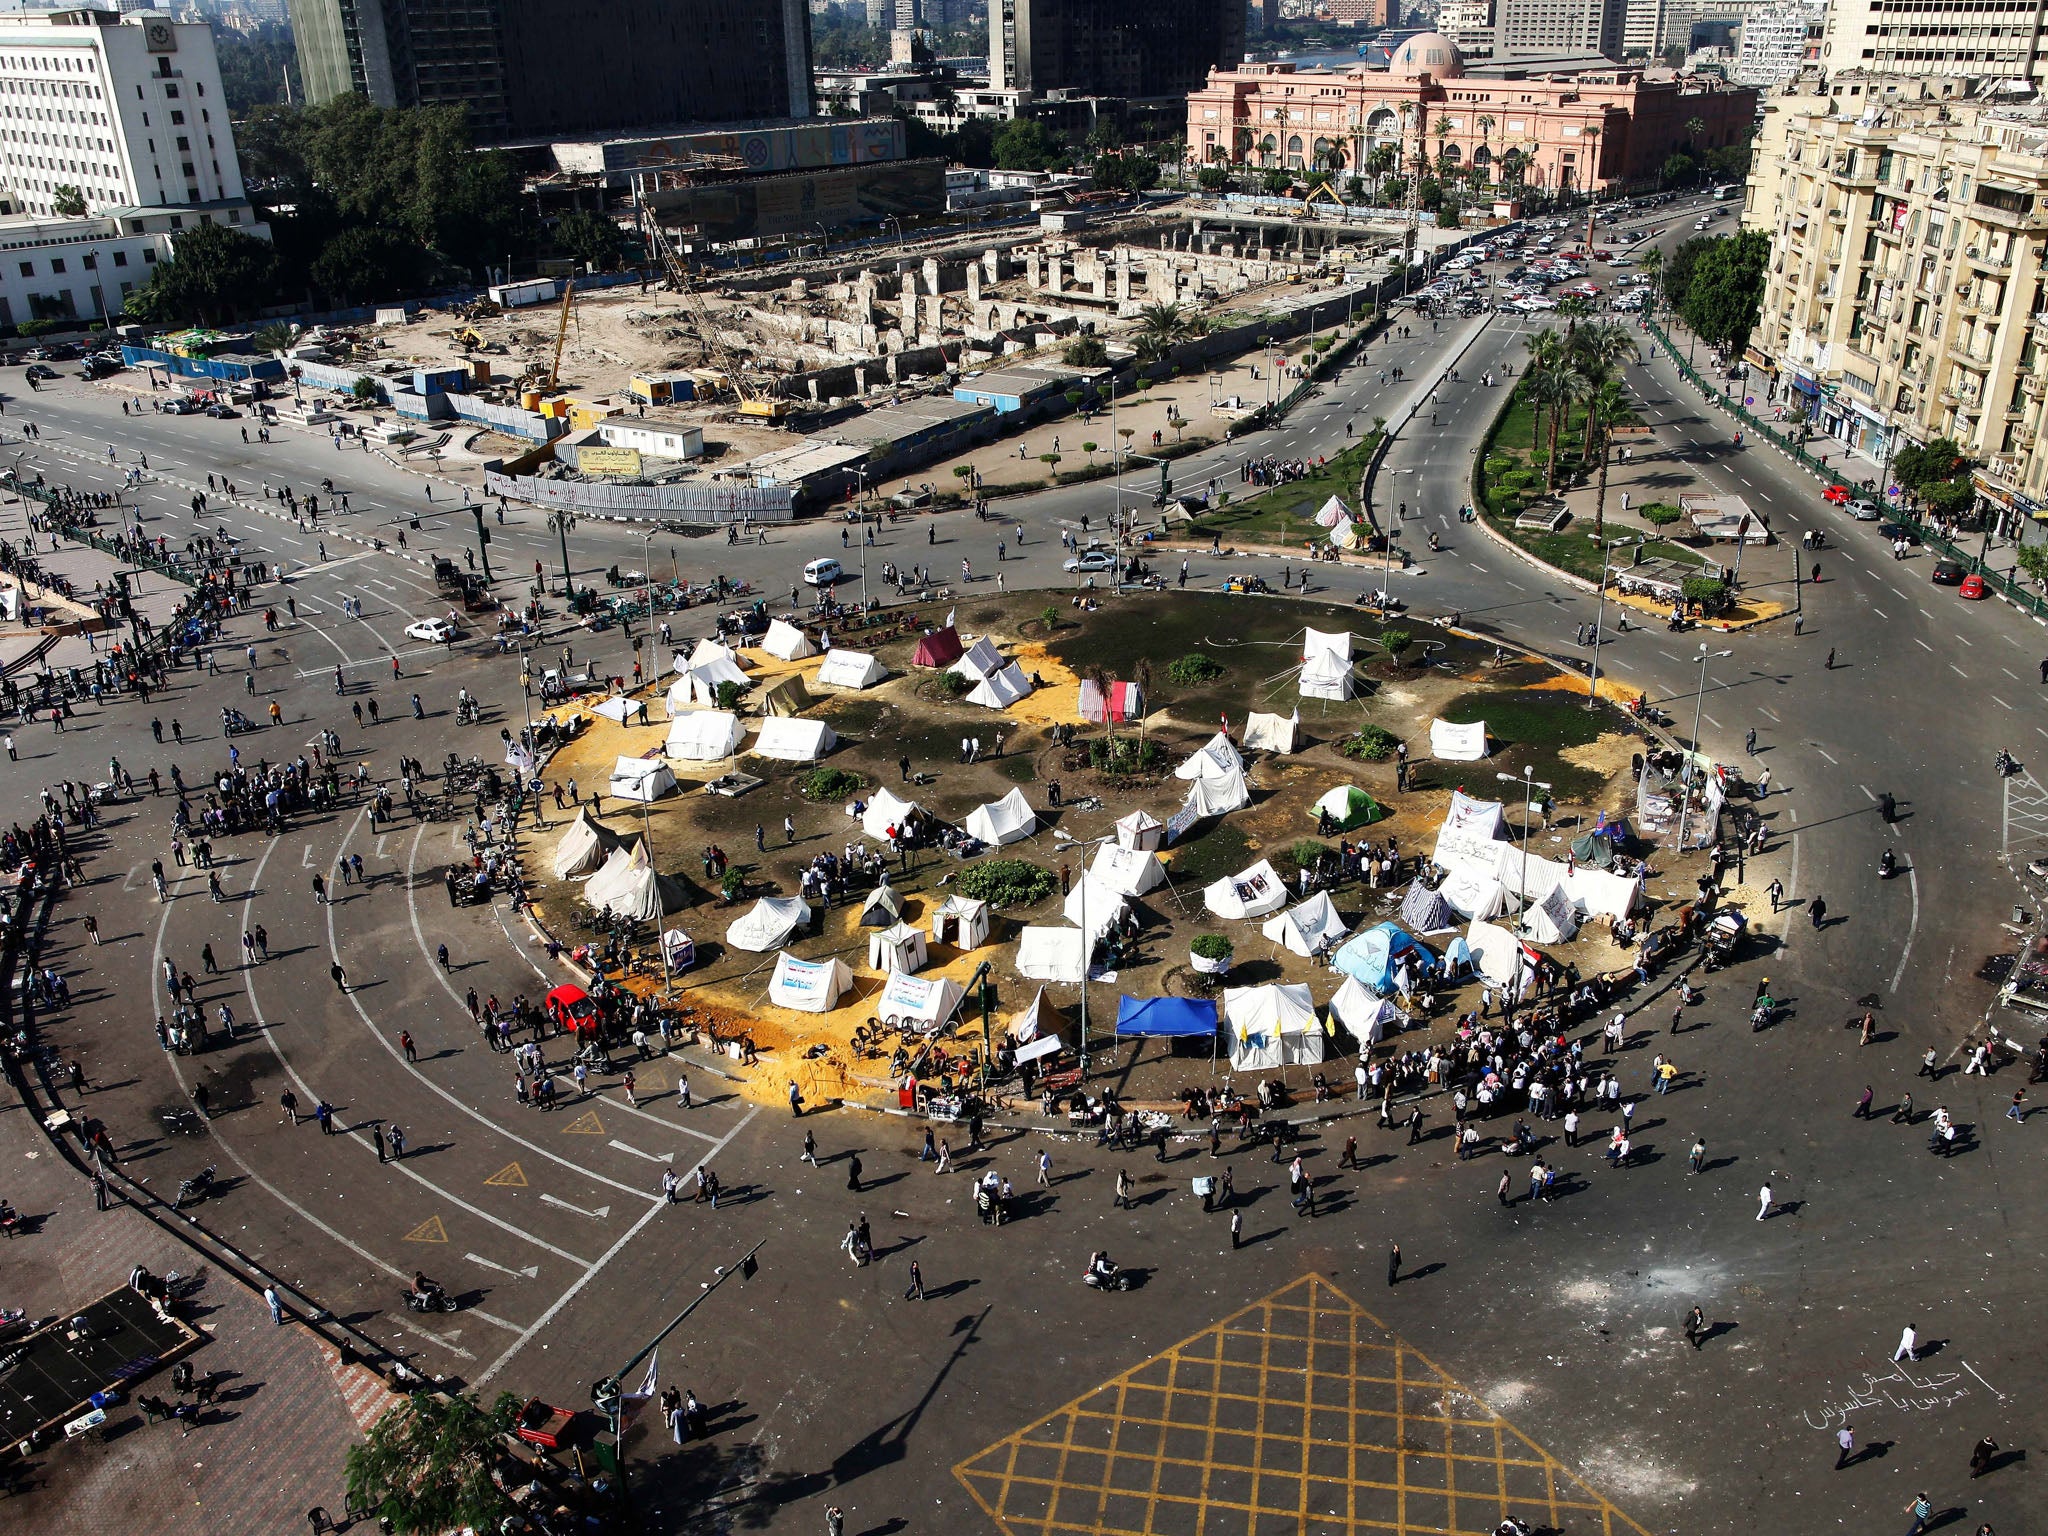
1958, 573, 1989, 599
1822, 485, 1851, 504
545, 983, 598, 1040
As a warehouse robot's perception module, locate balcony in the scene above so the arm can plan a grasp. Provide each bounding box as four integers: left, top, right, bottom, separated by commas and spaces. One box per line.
1966, 244, 2015, 273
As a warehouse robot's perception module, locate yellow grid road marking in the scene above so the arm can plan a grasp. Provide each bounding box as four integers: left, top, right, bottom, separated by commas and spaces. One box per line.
955, 1275, 1655, 1536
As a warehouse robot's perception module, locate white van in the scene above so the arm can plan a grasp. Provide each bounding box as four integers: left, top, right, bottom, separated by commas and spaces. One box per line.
803, 557, 843, 586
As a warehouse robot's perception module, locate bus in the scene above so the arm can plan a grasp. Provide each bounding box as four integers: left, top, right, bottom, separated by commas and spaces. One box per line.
1714, 184, 1741, 202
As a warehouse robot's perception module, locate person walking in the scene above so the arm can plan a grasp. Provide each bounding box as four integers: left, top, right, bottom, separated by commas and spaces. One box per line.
265, 1286, 285, 1326
1855, 1086, 1874, 1119
1809, 893, 1827, 929
801, 1129, 817, 1167
1904, 1493, 1933, 1536
1970, 1435, 2000, 1478
1114, 1169, 1132, 1210
1387, 1243, 1402, 1287
903, 1260, 925, 1301
788, 1080, 804, 1117
1835, 1424, 1857, 1469
1688, 1137, 1706, 1174
1757, 1180, 1774, 1220
846, 1154, 862, 1192
1037, 1150, 1052, 1187
1893, 1324, 1919, 1362
825, 1506, 845, 1536
2008, 1089, 2028, 1124
1685, 1305, 1706, 1349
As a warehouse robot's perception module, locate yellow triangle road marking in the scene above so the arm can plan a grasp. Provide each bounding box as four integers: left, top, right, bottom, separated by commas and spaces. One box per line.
403, 1215, 449, 1244
562, 1110, 605, 1135
484, 1162, 528, 1187
636, 1068, 669, 1093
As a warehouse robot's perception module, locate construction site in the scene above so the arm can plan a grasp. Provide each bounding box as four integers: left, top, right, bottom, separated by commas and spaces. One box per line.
268, 196, 1474, 518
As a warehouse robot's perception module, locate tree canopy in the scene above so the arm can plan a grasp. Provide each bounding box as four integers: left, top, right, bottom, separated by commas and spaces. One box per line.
344, 1390, 521, 1536
124, 223, 281, 326
991, 119, 1065, 172
1678, 229, 1770, 354
1891, 436, 1977, 517
1090, 152, 1160, 194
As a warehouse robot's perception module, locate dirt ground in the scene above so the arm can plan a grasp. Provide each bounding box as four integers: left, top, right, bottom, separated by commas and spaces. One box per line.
526, 591, 1686, 1115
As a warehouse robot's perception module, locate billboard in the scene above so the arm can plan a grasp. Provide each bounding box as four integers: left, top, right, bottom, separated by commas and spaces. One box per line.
579, 447, 645, 477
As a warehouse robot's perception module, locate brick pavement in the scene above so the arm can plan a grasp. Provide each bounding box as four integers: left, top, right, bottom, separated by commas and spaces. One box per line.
0, 1085, 365, 1531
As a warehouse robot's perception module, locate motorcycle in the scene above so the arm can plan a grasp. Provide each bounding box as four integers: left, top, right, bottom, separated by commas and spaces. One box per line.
174, 1165, 216, 1210
1879, 848, 1897, 880
401, 1285, 458, 1314
1996, 749, 2021, 778
1083, 1255, 1134, 1293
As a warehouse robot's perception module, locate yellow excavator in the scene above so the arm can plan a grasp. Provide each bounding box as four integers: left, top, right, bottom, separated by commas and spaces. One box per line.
640, 214, 793, 421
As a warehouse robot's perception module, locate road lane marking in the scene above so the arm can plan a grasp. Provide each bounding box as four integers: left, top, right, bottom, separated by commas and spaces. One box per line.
1994, 696, 2014, 710
1872, 607, 1887, 618
1814, 747, 1838, 765
538, 1192, 611, 1220
466, 1252, 539, 1281
1915, 638, 1934, 651
1952, 664, 1969, 678
1890, 862, 1920, 995
606, 1137, 674, 1163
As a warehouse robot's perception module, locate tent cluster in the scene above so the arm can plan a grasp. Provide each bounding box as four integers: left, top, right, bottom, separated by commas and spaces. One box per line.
949, 635, 1034, 711
671, 639, 750, 711
1099, 979, 1410, 1069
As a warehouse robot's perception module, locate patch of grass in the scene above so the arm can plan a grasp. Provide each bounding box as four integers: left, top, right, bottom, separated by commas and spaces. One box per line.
1187, 430, 1383, 544
1285, 838, 1329, 874
1169, 820, 1250, 886
1190, 933, 1234, 962
1167, 653, 1226, 686
1436, 689, 1610, 800
1337, 724, 1401, 762
1503, 526, 1706, 586
996, 755, 1037, 784
797, 767, 865, 802
1087, 735, 1166, 775
956, 858, 1055, 908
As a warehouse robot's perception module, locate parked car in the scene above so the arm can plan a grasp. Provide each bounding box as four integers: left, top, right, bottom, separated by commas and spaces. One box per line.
204, 403, 240, 419
1958, 573, 1989, 599
404, 617, 458, 643
1063, 548, 1118, 574
23, 364, 55, 381
1930, 559, 1966, 585
1877, 521, 1920, 545
1822, 484, 1851, 504
803, 556, 843, 586
1845, 499, 1882, 521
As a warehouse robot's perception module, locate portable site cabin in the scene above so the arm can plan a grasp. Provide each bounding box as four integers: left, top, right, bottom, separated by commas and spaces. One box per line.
867, 920, 928, 974
608, 756, 678, 803
815, 649, 887, 690
753, 717, 836, 761
929, 894, 990, 949
760, 619, 818, 661
1203, 860, 1287, 920
664, 710, 745, 762
1224, 983, 1323, 1070
1090, 843, 1165, 898
1261, 891, 1350, 957
1116, 810, 1164, 851
551, 808, 623, 879
768, 952, 853, 1013
1241, 711, 1299, 754
911, 625, 964, 668
965, 788, 1037, 846
727, 896, 812, 952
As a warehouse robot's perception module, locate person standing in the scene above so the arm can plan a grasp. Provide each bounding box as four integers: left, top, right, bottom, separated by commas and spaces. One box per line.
1037, 1150, 1052, 1187
372, 1124, 387, 1163
1387, 1243, 1402, 1287
1113, 1169, 1132, 1210
265, 1286, 284, 1326
1757, 1180, 1773, 1220
1893, 1324, 1918, 1363
846, 1154, 862, 1192
826, 1506, 845, 1536
801, 1129, 817, 1167
389, 1126, 406, 1160
1229, 1208, 1243, 1250
1970, 1435, 2000, 1478
788, 1080, 804, 1117
1685, 1306, 1706, 1349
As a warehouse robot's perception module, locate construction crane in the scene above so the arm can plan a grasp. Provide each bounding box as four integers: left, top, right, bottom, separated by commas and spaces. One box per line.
638, 210, 792, 421
545, 275, 576, 393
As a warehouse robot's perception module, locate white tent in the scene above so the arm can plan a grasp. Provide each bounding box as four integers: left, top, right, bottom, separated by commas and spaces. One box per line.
608, 755, 678, 803
875, 970, 966, 1031
753, 717, 837, 761
867, 920, 928, 974
1298, 650, 1356, 701
689, 638, 744, 671
1181, 767, 1251, 819
664, 710, 745, 762
858, 884, 903, 927
1116, 810, 1164, 852
769, 952, 852, 1013
761, 618, 818, 661
1225, 983, 1322, 1070
1467, 919, 1537, 992
1241, 711, 1299, 755
1063, 873, 1128, 940
1091, 843, 1164, 897
683, 652, 751, 707
964, 663, 1032, 710
930, 894, 991, 949
1442, 865, 1518, 922
665, 677, 695, 717
1007, 986, 1064, 1043
1016, 925, 1087, 983
1303, 627, 1353, 664
727, 896, 811, 952
551, 808, 622, 879
593, 695, 651, 726
1327, 975, 1406, 1044
951, 636, 1006, 680
965, 788, 1037, 845
860, 787, 921, 842
1328, 518, 1370, 551
1175, 731, 1244, 781
1313, 494, 1352, 528
1261, 891, 1349, 957
1522, 882, 1580, 944
1433, 790, 1510, 871
815, 648, 886, 690
1430, 718, 1489, 760
583, 843, 684, 922
1204, 859, 1288, 920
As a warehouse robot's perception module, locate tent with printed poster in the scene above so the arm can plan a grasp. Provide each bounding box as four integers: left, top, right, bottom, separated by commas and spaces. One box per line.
1203, 859, 1287, 920
768, 952, 852, 1012
815, 649, 886, 690
1090, 843, 1164, 897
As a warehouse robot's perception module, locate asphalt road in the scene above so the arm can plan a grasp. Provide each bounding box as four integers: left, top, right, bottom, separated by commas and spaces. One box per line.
8, 188, 2048, 1535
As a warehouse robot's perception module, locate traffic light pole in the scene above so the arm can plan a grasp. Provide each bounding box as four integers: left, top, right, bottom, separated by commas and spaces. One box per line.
466, 503, 494, 586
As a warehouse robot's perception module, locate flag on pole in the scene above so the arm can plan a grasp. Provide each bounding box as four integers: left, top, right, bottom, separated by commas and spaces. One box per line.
619, 1351, 659, 1428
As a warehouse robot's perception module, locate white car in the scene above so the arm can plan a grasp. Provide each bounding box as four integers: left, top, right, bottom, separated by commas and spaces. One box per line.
1845, 499, 1883, 521
405, 618, 459, 643
1063, 549, 1118, 574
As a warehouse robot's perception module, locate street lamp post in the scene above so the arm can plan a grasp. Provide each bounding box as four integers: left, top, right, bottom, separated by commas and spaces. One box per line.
548, 510, 574, 595
464, 503, 494, 585
1054, 829, 1116, 1077
1496, 766, 1552, 924
1675, 644, 1733, 852
1586, 534, 1637, 707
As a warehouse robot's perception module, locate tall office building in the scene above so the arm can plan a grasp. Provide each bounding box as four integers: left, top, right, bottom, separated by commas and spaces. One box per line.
990, 0, 1244, 99
1732, 0, 1819, 85
288, 0, 815, 141
1818, 0, 2048, 79
0, 8, 253, 218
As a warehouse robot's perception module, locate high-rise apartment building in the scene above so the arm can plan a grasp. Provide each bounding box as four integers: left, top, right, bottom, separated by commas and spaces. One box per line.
990, 0, 1244, 99
1817, 0, 2048, 80
1743, 75, 2048, 520
288, 0, 815, 141
1732, 0, 1820, 86
1495, 0, 1628, 58
0, 7, 254, 218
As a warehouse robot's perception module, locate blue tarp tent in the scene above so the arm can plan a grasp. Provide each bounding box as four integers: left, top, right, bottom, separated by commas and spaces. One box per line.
1331, 922, 1438, 994
1441, 935, 1474, 978
1115, 995, 1219, 1037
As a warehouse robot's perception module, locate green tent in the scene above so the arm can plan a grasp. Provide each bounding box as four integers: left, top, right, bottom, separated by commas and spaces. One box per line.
1310, 784, 1386, 831
1569, 830, 1617, 869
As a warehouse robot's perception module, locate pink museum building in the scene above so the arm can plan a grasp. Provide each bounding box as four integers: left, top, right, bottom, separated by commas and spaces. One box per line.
1185, 34, 1757, 193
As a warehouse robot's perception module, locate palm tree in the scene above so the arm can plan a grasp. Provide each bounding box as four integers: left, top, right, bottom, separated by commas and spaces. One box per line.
1475, 114, 1496, 182
1523, 327, 1565, 460
1572, 323, 1641, 461
1545, 358, 1593, 493
1638, 244, 1665, 313
1557, 293, 1593, 337
1133, 301, 1190, 362
1365, 142, 1398, 194
1434, 117, 1451, 173
1587, 377, 1632, 542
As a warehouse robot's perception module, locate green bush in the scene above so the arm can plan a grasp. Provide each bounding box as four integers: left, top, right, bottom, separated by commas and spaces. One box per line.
797, 767, 864, 802
1287, 839, 1329, 874
713, 679, 747, 711
1087, 735, 1165, 775
1337, 724, 1402, 762
1190, 933, 1234, 962
1682, 574, 1732, 615
1380, 628, 1412, 662
1166, 653, 1226, 686
1638, 501, 1684, 526
957, 859, 1056, 908
720, 868, 744, 901
940, 670, 974, 697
